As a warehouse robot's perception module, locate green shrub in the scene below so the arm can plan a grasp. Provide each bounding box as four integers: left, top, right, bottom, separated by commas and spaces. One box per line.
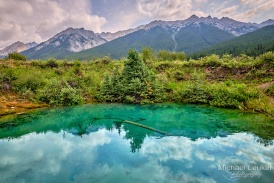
73, 60, 82, 67
94, 57, 111, 64
157, 50, 171, 61
265, 83, 274, 97
154, 61, 174, 72
260, 52, 274, 63
180, 76, 260, 109
157, 50, 186, 61
7, 52, 26, 61
181, 73, 210, 104
31, 60, 42, 67
55, 68, 65, 75
21, 89, 36, 101
172, 70, 186, 81
246, 97, 274, 115
12, 72, 46, 93
46, 58, 59, 68
61, 60, 74, 67
209, 83, 259, 108
0, 68, 17, 83
204, 54, 222, 67
38, 80, 84, 106
73, 60, 84, 76
142, 47, 154, 63
173, 52, 186, 61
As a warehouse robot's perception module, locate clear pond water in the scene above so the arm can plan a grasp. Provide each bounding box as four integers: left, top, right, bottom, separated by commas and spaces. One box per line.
0, 103, 274, 183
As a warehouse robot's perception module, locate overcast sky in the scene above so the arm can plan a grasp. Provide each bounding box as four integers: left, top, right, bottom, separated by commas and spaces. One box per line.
0, 0, 273, 49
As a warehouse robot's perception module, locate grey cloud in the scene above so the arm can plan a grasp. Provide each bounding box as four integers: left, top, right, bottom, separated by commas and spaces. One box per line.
136, 0, 192, 20
0, 0, 106, 49
220, 5, 239, 15
257, 1, 274, 11
240, 0, 274, 14
194, 0, 208, 3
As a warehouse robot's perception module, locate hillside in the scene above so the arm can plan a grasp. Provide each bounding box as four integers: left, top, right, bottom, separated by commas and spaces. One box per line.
68, 23, 235, 60
1, 51, 273, 116
21, 28, 107, 60
190, 25, 274, 58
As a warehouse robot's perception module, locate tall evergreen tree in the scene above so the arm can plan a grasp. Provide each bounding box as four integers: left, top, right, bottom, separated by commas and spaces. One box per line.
98, 50, 163, 103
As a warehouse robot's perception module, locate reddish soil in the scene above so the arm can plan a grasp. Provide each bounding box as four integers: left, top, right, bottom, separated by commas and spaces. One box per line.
0, 93, 47, 116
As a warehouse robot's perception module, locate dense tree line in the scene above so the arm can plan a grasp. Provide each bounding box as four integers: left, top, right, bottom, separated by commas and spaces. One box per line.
189, 25, 274, 59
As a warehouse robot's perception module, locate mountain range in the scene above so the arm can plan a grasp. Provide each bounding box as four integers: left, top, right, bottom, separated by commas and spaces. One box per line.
69, 22, 236, 60
1, 15, 273, 60
68, 15, 274, 60
0, 41, 37, 57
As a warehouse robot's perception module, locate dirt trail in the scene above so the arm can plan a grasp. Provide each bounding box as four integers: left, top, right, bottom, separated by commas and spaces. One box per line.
257, 81, 274, 104
257, 81, 274, 90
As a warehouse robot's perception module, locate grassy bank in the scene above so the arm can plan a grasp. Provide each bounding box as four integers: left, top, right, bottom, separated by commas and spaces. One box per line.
0, 51, 273, 116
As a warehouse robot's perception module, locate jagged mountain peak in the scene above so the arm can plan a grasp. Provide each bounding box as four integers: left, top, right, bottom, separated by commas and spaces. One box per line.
62, 27, 93, 33
38, 26, 106, 52
22, 27, 107, 59
99, 27, 139, 41
13, 41, 24, 44
260, 19, 274, 27
220, 16, 232, 20
187, 14, 200, 20
0, 41, 37, 56
51, 27, 97, 40
132, 15, 270, 36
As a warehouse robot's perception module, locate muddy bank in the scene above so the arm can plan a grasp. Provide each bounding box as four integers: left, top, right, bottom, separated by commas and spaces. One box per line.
0, 94, 47, 116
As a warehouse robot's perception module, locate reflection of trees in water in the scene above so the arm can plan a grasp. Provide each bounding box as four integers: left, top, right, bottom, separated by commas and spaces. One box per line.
1, 110, 274, 149
119, 122, 149, 153
74, 116, 169, 152
71, 115, 165, 152
73, 116, 274, 152
256, 138, 273, 146
91, 117, 154, 153
114, 121, 122, 135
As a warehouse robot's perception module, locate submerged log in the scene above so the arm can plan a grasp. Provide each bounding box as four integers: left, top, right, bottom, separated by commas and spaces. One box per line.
122, 120, 173, 136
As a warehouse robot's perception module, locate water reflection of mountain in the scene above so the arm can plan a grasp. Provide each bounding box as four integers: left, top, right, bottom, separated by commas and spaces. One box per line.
0, 104, 273, 151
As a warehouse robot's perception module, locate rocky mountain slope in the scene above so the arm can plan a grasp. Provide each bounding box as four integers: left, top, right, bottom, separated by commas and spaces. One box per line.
0, 41, 37, 56
69, 22, 236, 60
98, 15, 274, 41
22, 28, 107, 59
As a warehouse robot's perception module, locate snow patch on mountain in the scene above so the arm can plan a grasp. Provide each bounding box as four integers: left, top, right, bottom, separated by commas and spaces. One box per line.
34, 27, 107, 53
112, 15, 273, 37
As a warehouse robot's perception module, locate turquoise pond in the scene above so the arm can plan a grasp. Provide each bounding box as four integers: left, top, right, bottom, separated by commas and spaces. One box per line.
0, 103, 274, 183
